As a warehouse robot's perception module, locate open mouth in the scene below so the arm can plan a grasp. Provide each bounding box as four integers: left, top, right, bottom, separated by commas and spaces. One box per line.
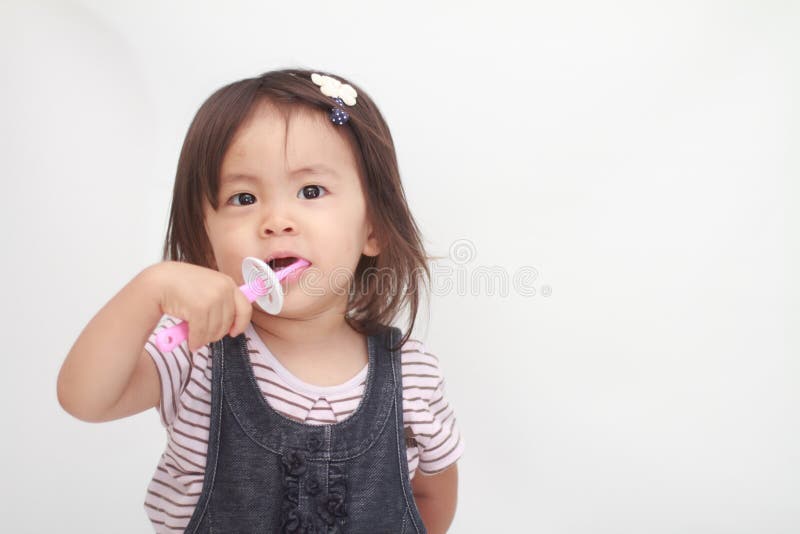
267, 257, 302, 271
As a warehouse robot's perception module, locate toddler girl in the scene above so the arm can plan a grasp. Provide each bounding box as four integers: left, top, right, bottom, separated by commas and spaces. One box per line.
58, 69, 464, 533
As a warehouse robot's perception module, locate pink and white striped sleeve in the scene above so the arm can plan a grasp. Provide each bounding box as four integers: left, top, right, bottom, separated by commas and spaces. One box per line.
143, 314, 194, 427
410, 343, 465, 476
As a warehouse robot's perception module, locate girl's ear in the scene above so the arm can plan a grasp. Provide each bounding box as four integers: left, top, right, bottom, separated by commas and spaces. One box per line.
362, 224, 381, 257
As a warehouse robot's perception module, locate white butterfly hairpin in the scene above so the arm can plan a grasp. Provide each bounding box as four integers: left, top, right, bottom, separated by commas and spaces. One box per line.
311, 73, 358, 124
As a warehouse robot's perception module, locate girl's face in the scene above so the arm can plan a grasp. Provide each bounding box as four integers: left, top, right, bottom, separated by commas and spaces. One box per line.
203, 100, 380, 320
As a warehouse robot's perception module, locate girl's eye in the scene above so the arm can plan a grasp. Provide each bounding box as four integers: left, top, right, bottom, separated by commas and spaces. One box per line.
228, 193, 256, 206
298, 185, 327, 200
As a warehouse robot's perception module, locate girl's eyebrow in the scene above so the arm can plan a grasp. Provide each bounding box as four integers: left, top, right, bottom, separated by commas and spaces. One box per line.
222, 165, 339, 185
291, 164, 340, 177
221, 173, 259, 185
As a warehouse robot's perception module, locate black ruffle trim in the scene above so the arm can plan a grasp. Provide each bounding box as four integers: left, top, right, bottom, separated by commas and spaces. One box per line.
280, 450, 348, 533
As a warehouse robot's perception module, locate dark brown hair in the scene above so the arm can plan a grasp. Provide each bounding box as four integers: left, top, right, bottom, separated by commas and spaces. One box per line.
162, 68, 431, 350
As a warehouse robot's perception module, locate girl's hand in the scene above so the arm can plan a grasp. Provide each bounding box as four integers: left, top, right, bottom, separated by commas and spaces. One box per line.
147, 261, 254, 352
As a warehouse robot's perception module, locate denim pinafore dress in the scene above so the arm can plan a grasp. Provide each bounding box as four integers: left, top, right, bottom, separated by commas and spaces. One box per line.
184, 324, 426, 534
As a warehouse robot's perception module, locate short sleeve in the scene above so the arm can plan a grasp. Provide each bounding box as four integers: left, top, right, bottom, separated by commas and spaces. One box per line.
402, 340, 465, 476
143, 314, 195, 427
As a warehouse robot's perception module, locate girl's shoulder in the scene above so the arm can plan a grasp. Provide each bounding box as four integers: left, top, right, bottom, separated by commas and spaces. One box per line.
398, 337, 447, 399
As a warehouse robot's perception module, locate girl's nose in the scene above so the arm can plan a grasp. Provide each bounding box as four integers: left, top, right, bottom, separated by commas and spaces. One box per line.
261, 209, 296, 236
263, 223, 295, 236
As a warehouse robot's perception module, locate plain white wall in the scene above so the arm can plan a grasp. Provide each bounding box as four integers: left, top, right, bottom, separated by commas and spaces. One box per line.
1, 0, 797, 532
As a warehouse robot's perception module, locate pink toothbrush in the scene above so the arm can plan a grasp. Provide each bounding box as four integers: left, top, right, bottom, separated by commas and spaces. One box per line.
155, 256, 310, 352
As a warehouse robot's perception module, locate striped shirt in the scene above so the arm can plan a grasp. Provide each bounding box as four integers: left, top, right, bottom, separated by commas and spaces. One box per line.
143, 315, 465, 533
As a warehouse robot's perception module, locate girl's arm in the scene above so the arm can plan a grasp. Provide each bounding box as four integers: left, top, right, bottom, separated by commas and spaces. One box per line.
411, 463, 459, 534
57, 261, 252, 423
57, 265, 166, 422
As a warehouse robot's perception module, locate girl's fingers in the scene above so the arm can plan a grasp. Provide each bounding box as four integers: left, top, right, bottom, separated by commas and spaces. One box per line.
219, 288, 235, 340
171, 271, 251, 350
230, 289, 253, 338
207, 290, 224, 345
193, 305, 213, 353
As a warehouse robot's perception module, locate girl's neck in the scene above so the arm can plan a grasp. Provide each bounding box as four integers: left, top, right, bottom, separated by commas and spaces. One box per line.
249, 309, 368, 387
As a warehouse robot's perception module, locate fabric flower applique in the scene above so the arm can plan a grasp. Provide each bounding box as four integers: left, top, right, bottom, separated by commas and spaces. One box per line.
316, 492, 347, 526
282, 450, 308, 477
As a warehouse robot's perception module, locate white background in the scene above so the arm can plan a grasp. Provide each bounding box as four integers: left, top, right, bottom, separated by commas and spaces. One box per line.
1, 1, 798, 532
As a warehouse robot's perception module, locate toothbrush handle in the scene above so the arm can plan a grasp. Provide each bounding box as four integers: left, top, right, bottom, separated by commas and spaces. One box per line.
155, 322, 190, 352
155, 281, 257, 352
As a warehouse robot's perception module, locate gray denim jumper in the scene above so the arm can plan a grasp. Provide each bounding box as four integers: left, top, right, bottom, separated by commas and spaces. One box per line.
184, 324, 427, 534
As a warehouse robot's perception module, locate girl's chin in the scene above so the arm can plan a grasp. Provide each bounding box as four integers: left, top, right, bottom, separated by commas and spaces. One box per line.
251, 293, 309, 318
252, 292, 350, 319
